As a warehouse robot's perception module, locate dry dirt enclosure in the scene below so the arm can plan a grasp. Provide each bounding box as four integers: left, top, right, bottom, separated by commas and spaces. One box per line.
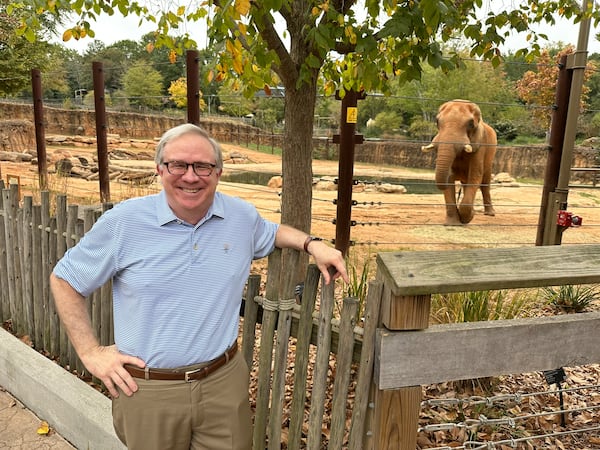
3, 136, 600, 449
5, 135, 600, 254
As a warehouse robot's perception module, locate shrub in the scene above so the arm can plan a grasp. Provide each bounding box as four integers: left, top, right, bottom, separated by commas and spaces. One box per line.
430, 290, 534, 324
542, 284, 599, 313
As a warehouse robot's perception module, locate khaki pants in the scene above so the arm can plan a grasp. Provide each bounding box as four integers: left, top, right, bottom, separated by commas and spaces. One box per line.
112, 351, 252, 450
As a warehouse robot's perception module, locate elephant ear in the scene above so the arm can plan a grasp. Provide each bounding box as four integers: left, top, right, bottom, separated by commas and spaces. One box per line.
467, 103, 483, 138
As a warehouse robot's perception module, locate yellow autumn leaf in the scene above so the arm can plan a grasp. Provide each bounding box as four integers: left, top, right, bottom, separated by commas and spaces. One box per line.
177, 5, 185, 15
207, 70, 214, 83
232, 57, 243, 74
146, 42, 155, 53
168, 49, 177, 64
235, 0, 250, 15
62, 29, 73, 42
37, 420, 50, 435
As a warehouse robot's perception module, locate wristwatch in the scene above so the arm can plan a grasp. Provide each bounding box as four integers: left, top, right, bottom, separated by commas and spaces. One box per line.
303, 235, 323, 254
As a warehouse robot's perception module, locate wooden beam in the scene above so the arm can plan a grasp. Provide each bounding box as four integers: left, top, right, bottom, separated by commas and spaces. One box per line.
377, 245, 600, 296
375, 311, 600, 389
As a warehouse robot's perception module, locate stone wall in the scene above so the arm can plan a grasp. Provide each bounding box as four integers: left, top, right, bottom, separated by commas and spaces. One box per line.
0, 101, 256, 142
0, 119, 35, 152
337, 140, 597, 181
1, 101, 597, 181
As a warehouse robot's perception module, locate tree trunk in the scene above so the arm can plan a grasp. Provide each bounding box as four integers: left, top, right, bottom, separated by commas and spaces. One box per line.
280, 80, 318, 286
281, 83, 317, 233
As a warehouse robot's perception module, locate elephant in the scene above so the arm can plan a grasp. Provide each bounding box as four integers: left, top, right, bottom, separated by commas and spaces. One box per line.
422, 99, 497, 225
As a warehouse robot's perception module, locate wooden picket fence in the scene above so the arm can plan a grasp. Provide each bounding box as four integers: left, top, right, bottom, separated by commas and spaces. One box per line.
0, 182, 380, 449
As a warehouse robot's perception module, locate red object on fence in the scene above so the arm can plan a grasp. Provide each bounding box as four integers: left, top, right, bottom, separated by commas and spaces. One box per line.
557, 210, 583, 227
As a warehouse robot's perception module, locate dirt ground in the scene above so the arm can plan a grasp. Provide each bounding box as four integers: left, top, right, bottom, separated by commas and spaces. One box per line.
5, 137, 600, 257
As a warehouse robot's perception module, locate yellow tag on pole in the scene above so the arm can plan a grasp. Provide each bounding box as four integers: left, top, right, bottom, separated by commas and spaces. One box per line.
346, 107, 358, 124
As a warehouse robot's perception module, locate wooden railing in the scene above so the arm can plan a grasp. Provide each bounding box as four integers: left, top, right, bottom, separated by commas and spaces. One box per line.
372, 245, 600, 449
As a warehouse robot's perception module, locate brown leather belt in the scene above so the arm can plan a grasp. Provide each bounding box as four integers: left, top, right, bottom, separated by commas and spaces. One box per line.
124, 342, 238, 382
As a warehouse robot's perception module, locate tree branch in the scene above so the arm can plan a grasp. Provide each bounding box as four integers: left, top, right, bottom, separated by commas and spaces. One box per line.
253, 12, 297, 84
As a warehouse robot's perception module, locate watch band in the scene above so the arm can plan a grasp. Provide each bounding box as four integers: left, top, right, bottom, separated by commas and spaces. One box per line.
303, 235, 322, 254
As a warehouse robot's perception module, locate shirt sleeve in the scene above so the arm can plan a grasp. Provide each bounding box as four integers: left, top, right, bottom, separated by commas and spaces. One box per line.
52, 209, 119, 298
252, 211, 279, 260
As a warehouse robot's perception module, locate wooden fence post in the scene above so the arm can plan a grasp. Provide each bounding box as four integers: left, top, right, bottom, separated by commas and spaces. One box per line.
253, 249, 282, 450
0, 181, 8, 322
22, 196, 34, 337
287, 264, 321, 450
3, 185, 22, 334
365, 269, 430, 449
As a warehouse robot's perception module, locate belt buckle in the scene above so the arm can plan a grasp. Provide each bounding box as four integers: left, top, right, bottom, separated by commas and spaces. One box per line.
184, 368, 202, 382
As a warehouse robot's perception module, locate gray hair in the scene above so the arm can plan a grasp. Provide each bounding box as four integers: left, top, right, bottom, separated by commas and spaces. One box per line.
155, 123, 223, 169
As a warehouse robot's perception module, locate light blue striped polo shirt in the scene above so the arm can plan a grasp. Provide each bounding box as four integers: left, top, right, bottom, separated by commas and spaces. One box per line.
53, 190, 278, 368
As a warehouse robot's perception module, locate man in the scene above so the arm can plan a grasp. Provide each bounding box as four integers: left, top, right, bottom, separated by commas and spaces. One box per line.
50, 123, 349, 450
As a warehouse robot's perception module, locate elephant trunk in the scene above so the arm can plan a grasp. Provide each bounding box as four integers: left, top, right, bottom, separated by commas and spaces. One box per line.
434, 144, 455, 190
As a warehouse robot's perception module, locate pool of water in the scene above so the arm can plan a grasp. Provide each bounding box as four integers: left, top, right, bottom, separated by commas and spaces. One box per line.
220, 170, 438, 194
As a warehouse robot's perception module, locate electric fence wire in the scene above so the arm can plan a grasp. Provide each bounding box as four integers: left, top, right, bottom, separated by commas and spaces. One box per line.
420, 383, 600, 449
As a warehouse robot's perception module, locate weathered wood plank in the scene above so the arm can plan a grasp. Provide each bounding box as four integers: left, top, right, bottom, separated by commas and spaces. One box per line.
377, 245, 600, 296
21, 197, 34, 339
348, 281, 383, 450
32, 205, 43, 348
268, 249, 299, 450
40, 191, 51, 353
253, 249, 281, 450
307, 269, 335, 450
372, 386, 421, 450
329, 296, 358, 450
288, 264, 321, 450
375, 311, 600, 389
241, 274, 261, 368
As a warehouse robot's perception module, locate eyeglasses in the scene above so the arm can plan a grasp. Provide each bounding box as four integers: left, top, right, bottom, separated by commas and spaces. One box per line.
162, 161, 217, 177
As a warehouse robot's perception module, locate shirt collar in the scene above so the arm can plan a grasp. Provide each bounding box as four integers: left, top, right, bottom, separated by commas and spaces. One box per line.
155, 190, 226, 226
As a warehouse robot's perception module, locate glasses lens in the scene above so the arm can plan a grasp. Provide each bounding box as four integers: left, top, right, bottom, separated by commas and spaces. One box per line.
192, 163, 214, 176
167, 162, 187, 175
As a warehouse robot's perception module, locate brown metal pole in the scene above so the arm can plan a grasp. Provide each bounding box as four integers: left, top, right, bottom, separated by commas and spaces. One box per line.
334, 90, 364, 257
535, 55, 571, 246
31, 69, 48, 190
92, 61, 110, 203
186, 50, 200, 125
539, 1, 591, 246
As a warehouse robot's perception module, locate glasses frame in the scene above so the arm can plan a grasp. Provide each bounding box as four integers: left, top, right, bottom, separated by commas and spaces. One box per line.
162, 161, 217, 177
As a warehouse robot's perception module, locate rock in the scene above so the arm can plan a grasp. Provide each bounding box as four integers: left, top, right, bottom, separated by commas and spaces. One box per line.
55, 158, 74, 175
267, 175, 283, 189
376, 183, 407, 194
493, 172, 516, 183
581, 137, 600, 148
352, 183, 366, 193
315, 180, 337, 191
0, 151, 33, 162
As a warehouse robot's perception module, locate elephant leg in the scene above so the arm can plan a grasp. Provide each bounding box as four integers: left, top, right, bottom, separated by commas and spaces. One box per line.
443, 183, 461, 225
480, 182, 495, 216
458, 185, 477, 224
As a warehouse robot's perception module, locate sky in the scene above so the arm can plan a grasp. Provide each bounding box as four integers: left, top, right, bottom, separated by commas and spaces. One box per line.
56, 9, 600, 56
